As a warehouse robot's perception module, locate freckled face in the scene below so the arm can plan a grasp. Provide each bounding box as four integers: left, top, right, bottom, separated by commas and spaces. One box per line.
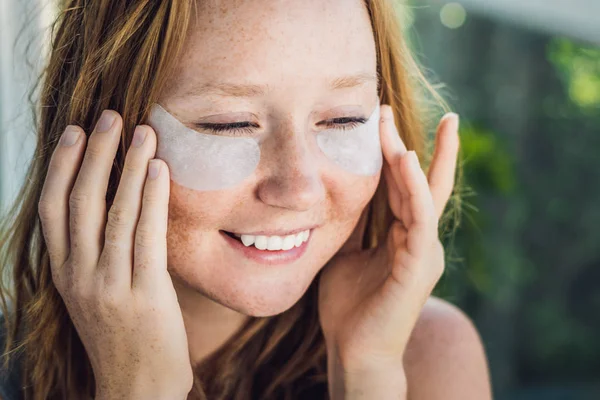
159, 0, 380, 316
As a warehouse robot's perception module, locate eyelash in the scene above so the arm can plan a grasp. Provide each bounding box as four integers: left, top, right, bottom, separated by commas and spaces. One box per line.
196, 117, 368, 136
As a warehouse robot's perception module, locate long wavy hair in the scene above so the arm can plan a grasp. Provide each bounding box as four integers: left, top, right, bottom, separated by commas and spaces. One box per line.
0, 0, 460, 399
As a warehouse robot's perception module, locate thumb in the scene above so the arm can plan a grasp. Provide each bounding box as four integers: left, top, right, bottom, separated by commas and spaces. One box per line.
338, 206, 369, 255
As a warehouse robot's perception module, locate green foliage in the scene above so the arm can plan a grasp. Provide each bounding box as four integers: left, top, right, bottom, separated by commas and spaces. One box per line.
547, 38, 600, 110
460, 124, 516, 196
427, 28, 600, 398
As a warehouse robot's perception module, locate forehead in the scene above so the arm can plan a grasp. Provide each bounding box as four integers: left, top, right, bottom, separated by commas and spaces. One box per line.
166, 0, 376, 97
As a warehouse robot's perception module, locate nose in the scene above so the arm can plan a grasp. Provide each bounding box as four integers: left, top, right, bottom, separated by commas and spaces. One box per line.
257, 136, 325, 211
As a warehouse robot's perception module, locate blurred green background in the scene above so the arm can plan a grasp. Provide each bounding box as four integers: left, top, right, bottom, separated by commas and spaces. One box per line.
407, 1, 600, 399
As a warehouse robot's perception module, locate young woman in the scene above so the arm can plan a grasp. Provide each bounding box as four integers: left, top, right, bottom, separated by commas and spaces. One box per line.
0, 0, 491, 399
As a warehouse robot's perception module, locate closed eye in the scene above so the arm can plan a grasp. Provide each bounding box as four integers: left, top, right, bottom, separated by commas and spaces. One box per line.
195, 121, 258, 136
318, 117, 368, 131
195, 116, 368, 136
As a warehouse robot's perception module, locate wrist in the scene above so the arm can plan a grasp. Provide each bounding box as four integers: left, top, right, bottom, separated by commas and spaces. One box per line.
96, 380, 191, 400
94, 366, 193, 400
96, 390, 189, 400
343, 364, 407, 400
327, 344, 407, 400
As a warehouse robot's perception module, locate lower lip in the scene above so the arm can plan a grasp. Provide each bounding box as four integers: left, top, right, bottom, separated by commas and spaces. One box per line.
221, 231, 310, 266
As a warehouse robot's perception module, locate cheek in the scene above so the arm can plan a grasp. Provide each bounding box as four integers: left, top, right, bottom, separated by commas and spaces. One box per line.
326, 168, 381, 222
166, 179, 249, 227
162, 167, 381, 317
164, 183, 228, 275
316, 169, 381, 255
164, 181, 243, 272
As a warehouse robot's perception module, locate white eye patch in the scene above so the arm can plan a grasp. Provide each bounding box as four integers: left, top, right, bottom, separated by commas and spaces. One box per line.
316, 103, 381, 176
147, 104, 261, 191
146, 102, 381, 191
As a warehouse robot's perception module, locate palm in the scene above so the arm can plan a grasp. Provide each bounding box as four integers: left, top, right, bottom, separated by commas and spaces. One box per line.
318, 216, 414, 361
317, 106, 460, 366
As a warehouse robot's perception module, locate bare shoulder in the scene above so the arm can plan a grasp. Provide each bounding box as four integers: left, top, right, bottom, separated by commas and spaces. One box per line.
403, 296, 492, 400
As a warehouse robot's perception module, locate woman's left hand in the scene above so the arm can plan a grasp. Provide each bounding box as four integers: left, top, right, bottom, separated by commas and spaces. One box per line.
318, 104, 460, 396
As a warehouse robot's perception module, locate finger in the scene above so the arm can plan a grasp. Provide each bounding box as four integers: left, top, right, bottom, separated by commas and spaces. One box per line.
427, 113, 460, 219
383, 164, 404, 222
100, 125, 157, 286
69, 110, 122, 270
399, 151, 437, 257
38, 125, 86, 272
379, 104, 408, 165
380, 105, 412, 223
132, 159, 170, 292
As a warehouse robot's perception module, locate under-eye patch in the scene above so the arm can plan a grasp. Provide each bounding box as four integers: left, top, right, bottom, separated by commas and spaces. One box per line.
316, 103, 381, 176
147, 101, 381, 192
148, 104, 261, 191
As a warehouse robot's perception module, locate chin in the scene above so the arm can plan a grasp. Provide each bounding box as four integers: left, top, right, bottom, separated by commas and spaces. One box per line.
167, 223, 345, 318
211, 261, 321, 317
226, 290, 306, 317
169, 246, 329, 318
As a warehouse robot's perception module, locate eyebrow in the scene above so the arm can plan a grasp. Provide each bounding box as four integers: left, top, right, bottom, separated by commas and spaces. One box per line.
177, 71, 379, 99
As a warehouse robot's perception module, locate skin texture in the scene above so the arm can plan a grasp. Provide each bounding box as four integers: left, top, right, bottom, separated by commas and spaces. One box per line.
159, 0, 381, 364
321, 109, 492, 399
403, 298, 492, 399
39, 118, 193, 399
160, 0, 379, 317
37, 0, 492, 398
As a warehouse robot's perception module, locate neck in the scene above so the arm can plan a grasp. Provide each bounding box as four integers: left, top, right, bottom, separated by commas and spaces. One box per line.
172, 276, 250, 367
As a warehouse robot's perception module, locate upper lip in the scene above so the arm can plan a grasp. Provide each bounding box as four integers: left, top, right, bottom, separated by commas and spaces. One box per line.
224, 225, 318, 237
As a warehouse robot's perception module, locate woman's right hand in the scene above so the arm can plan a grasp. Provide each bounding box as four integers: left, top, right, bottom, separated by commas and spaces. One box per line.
37, 110, 193, 399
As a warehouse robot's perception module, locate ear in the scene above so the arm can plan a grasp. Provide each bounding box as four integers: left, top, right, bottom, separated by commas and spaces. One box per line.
338, 205, 369, 255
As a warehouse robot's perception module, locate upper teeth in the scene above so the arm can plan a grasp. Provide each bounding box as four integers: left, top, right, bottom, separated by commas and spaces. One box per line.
236, 230, 310, 251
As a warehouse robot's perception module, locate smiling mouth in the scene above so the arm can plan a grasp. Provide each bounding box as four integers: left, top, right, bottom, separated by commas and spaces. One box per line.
222, 230, 311, 251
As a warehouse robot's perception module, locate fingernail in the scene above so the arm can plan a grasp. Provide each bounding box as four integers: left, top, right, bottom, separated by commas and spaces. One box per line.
131, 126, 147, 148
61, 125, 80, 146
454, 113, 460, 129
443, 112, 460, 127
96, 110, 117, 133
148, 159, 161, 179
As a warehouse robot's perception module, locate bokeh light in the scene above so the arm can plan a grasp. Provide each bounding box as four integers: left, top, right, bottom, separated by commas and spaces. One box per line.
440, 2, 467, 29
